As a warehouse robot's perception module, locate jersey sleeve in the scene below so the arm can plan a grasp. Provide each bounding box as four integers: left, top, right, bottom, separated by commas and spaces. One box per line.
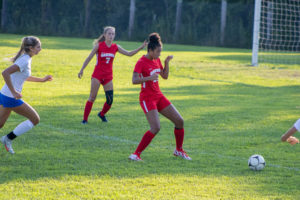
134, 60, 143, 73
14, 56, 29, 72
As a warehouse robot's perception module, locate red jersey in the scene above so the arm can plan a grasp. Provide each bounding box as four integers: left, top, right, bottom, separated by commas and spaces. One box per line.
92, 41, 118, 79
134, 55, 164, 101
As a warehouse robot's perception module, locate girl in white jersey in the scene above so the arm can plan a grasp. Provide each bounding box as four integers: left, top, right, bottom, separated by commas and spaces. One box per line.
0, 36, 52, 154
281, 119, 300, 145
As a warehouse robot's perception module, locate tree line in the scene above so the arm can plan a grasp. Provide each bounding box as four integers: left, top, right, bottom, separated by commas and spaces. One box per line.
1, 0, 254, 48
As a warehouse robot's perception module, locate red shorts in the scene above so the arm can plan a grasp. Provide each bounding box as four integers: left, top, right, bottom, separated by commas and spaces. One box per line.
140, 95, 171, 114
92, 76, 112, 85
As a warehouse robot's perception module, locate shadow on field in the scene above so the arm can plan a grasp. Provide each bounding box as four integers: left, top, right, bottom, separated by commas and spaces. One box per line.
0, 79, 299, 196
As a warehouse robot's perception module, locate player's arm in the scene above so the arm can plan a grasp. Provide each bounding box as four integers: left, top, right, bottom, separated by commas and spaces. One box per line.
2, 64, 22, 99
26, 75, 53, 82
132, 72, 158, 84
160, 56, 173, 79
117, 41, 147, 57
78, 45, 98, 78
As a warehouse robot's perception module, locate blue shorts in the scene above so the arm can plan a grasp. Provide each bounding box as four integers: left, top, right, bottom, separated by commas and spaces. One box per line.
0, 93, 24, 108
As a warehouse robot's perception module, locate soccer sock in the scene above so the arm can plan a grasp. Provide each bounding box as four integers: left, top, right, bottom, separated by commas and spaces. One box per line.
12, 120, 35, 137
83, 101, 93, 121
7, 132, 17, 140
134, 130, 155, 156
174, 128, 184, 150
100, 102, 111, 116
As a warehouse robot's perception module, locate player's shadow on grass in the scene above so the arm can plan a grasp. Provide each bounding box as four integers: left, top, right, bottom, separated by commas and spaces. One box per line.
0, 82, 299, 198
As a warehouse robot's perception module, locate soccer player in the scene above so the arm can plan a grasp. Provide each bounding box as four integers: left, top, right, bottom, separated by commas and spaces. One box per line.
128, 33, 192, 161
0, 36, 53, 154
281, 119, 300, 145
78, 26, 146, 124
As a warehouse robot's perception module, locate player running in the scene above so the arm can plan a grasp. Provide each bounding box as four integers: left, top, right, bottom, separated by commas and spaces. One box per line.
78, 26, 146, 124
0, 36, 53, 154
128, 33, 192, 161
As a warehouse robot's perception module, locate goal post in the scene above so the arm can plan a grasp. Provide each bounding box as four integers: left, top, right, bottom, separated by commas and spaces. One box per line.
252, 0, 300, 66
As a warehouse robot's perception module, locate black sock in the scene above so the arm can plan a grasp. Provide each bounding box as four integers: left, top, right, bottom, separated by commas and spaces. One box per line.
7, 132, 17, 140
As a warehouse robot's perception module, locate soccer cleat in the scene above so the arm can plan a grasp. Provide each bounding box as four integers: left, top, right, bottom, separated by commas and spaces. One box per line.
128, 153, 143, 161
81, 120, 88, 125
1, 136, 15, 154
98, 112, 108, 122
173, 149, 192, 160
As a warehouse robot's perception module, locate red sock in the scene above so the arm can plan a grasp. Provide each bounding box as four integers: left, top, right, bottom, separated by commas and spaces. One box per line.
83, 101, 93, 121
100, 102, 111, 116
134, 131, 155, 156
174, 128, 184, 150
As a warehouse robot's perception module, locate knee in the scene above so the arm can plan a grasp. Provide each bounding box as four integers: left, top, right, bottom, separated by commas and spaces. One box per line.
88, 96, 96, 102
175, 117, 184, 128
150, 125, 160, 135
105, 90, 113, 105
31, 114, 40, 126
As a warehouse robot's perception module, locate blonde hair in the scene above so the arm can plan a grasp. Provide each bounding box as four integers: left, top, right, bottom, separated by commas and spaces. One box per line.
12, 36, 41, 62
93, 26, 115, 46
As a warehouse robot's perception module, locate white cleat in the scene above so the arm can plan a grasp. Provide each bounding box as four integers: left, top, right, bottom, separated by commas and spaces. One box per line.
1, 136, 15, 154
173, 149, 191, 160
128, 153, 143, 161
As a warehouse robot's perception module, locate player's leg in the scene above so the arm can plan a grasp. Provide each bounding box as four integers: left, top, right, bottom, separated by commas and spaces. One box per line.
129, 107, 160, 161
159, 103, 191, 160
281, 118, 300, 144
1, 102, 39, 154
0, 105, 11, 129
98, 80, 113, 122
83, 78, 101, 123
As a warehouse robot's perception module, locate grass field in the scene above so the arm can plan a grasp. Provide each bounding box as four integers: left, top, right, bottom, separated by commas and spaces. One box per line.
0, 33, 299, 200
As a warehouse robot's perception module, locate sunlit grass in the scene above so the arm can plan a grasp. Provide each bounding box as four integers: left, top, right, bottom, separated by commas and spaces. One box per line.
0, 33, 299, 199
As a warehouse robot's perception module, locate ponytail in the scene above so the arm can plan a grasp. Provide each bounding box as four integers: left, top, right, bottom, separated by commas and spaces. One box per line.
93, 26, 116, 46
11, 36, 41, 62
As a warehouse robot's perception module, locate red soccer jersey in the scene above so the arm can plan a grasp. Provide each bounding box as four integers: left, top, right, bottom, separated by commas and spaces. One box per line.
134, 55, 164, 101
92, 41, 118, 79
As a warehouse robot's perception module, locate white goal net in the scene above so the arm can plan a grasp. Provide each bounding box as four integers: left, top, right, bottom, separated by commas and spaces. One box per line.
252, 0, 300, 66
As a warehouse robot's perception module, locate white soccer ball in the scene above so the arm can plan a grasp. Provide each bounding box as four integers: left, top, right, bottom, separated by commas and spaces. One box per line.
248, 154, 266, 171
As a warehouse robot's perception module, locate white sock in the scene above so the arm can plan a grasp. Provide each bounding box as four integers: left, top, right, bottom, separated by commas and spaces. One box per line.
294, 118, 300, 132
13, 120, 35, 136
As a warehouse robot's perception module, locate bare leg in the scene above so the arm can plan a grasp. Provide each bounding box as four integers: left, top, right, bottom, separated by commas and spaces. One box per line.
159, 104, 184, 128
0, 105, 12, 128
103, 80, 113, 92
145, 109, 161, 134
281, 126, 297, 142
12, 102, 40, 125
88, 78, 101, 102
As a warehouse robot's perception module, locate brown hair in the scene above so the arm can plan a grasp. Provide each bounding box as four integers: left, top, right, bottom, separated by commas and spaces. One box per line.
93, 26, 116, 46
147, 32, 162, 52
12, 36, 41, 62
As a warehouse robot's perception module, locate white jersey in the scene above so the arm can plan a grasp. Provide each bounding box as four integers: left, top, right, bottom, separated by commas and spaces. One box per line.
1, 54, 31, 98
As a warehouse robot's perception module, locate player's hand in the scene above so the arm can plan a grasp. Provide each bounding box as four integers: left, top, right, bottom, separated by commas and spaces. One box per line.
141, 40, 148, 49
78, 70, 83, 79
165, 55, 173, 63
12, 91, 22, 99
148, 73, 159, 81
286, 136, 299, 145
43, 75, 53, 82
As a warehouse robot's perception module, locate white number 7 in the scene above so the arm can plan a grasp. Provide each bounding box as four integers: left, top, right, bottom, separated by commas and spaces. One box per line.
106, 57, 111, 64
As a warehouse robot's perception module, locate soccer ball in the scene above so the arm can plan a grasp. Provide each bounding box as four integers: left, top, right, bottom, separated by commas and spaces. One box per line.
248, 154, 266, 171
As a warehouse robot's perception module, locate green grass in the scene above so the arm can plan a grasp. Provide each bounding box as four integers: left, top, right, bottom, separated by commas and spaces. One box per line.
0, 33, 300, 199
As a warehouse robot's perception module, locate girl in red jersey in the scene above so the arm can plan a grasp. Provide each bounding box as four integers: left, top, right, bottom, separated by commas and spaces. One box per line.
129, 33, 191, 161
78, 26, 146, 124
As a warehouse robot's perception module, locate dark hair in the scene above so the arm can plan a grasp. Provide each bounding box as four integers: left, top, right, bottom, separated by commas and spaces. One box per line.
12, 36, 41, 62
147, 32, 162, 52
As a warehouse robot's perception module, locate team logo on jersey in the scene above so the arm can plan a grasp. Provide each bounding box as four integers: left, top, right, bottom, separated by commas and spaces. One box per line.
150, 68, 160, 75
101, 53, 115, 58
